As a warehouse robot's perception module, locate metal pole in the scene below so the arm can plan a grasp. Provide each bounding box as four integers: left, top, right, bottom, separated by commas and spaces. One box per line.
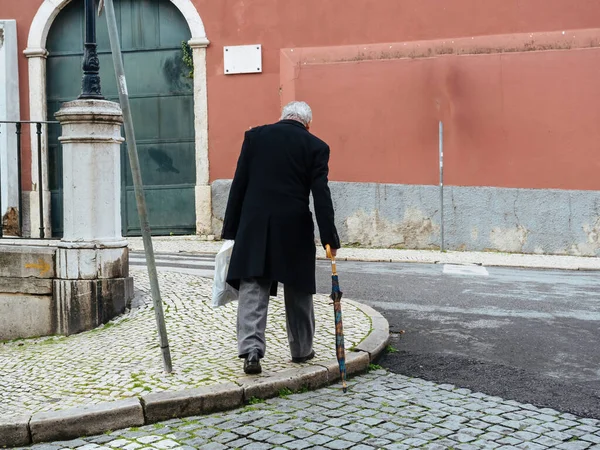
16, 123, 22, 236
79, 0, 103, 99
36, 123, 45, 239
439, 121, 444, 252
103, 0, 172, 373
0, 124, 3, 238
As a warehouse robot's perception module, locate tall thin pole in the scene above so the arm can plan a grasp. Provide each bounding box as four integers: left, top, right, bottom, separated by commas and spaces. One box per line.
103, 0, 172, 373
0, 125, 3, 238
36, 123, 45, 239
80, 0, 103, 99
16, 123, 23, 236
439, 121, 445, 252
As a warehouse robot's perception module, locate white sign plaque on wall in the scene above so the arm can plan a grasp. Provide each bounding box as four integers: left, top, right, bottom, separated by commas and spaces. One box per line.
224, 44, 262, 75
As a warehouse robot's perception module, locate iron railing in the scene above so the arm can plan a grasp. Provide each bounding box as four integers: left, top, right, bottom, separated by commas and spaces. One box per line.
0, 120, 59, 238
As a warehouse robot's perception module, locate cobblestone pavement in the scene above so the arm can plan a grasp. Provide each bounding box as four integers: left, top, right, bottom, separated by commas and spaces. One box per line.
23, 370, 600, 450
0, 269, 370, 418
127, 237, 600, 271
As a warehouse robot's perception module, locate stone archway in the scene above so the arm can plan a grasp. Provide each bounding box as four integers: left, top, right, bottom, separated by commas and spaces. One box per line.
24, 0, 211, 238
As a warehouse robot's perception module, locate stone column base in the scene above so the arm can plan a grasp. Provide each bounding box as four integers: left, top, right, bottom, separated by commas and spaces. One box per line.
53, 277, 133, 336
24, 190, 52, 238
195, 184, 212, 235
52, 245, 132, 336
56, 246, 129, 280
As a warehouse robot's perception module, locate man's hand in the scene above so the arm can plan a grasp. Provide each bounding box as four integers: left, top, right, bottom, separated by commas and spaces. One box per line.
330, 247, 337, 258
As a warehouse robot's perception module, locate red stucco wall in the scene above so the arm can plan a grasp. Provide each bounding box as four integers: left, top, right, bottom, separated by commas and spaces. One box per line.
6, 0, 600, 190
282, 31, 600, 189
196, 0, 600, 189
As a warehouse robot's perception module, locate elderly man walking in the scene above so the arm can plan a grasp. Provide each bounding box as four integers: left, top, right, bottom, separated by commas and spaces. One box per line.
222, 101, 341, 374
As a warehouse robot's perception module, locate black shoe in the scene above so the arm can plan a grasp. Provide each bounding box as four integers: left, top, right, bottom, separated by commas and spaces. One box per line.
292, 350, 315, 364
244, 350, 262, 375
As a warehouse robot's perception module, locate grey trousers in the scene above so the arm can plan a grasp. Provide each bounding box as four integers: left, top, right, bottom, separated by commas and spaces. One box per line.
237, 278, 315, 359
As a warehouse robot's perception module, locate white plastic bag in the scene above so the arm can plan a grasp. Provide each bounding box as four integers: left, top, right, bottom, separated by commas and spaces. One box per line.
212, 240, 239, 307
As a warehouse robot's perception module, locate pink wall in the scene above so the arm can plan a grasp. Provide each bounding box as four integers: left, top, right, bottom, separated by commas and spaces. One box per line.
6, 0, 600, 190
297, 59, 441, 186
281, 30, 600, 190
197, 0, 600, 187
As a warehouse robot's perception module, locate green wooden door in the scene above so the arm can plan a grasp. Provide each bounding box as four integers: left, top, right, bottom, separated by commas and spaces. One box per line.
47, 0, 196, 237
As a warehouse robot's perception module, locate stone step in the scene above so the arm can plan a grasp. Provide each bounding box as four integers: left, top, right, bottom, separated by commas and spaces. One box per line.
0, 245, 55, 279
0, 277, 52, 294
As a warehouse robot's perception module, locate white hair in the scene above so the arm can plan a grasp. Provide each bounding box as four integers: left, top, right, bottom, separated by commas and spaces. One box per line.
280, 101, 312, 126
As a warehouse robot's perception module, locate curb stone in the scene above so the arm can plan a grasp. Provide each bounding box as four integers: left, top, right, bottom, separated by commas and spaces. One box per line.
342, 351, 371, 374
317, 352, 371, 382
345, 299, 390, 361
0, 415, 30, 448
239, 365, 330, 401
3, 300, 387, 448
30, 398, 144, 443
201, 382, 247, 414
142, 383, 243, 424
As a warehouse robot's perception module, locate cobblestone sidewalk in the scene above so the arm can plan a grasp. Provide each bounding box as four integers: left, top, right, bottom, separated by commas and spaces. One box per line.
22, 370, 600, 450
0, 269, 371, 419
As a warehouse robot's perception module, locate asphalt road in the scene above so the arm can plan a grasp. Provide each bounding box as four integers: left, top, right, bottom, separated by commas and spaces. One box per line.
315, 260, 600, 419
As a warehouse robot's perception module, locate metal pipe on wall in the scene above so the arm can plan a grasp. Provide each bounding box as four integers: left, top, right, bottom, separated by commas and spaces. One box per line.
439, 121, 444, 252
36, 122, 44, 239
16, 122, 22, 236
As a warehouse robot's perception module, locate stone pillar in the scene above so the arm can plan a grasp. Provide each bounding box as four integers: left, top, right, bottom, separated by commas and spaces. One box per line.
0, 21, 21, 236
23, 48, 51, 239
53, 100, 133, 336
189, 38, 212, 235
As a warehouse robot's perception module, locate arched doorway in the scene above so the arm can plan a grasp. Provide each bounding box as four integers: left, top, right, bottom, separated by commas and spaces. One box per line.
46, 0, 197, 237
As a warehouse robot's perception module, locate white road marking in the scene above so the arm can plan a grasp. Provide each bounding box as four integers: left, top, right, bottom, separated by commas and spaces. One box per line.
443, 264, 489, 276
130, 252, 215, 278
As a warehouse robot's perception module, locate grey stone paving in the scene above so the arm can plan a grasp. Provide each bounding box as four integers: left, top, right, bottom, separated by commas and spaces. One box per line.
0, 269, 370, 418
23, 371, 600, 449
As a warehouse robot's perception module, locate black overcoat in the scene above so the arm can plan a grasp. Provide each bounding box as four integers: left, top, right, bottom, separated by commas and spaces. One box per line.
221, 119, 340, 295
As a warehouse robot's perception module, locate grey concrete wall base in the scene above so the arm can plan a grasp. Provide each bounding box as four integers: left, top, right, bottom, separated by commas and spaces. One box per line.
0, 415, 30, 448
53, 277, 133, 336
212, 179, 600, 256
142, 383, 243, 424
346, 300, 390, 361
30, 398, 144, 443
